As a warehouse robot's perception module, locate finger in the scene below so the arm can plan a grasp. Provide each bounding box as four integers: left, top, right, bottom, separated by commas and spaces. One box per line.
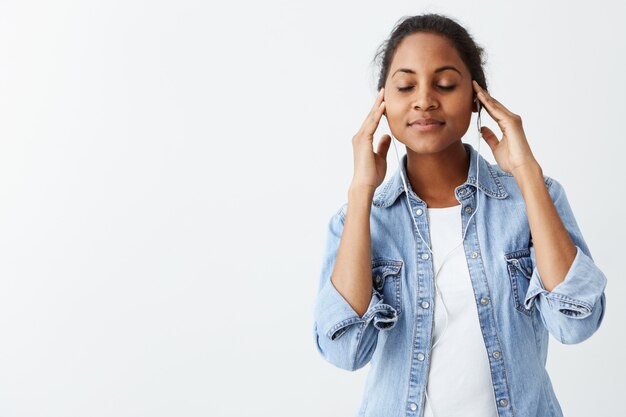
367, 88, 386, 125
358, 89, 386, 136
472, 80, 515, 123
479, 126, 500, 152
366, 88, 385, 120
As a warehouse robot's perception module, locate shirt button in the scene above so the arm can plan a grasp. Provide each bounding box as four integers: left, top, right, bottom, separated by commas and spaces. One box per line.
421, 253, 430, 260
480, 297, 489, 305
493, 351, 501, 359
471, 251, 478, 258
460, 188, 467, 195
415, 208, 423, 216
409, 402, 418, 411
421, 301, 430, 309
499, 399, 508, 407
375, 276, 382, 285
465, 206, 472, 213
417, 352, 425, 361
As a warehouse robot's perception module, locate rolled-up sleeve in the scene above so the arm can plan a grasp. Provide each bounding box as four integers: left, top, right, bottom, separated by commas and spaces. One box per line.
312, 205, 399, 371
523, 177, 607, 345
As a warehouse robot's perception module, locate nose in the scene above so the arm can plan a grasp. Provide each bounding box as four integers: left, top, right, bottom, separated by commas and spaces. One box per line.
412, 88, 439, 111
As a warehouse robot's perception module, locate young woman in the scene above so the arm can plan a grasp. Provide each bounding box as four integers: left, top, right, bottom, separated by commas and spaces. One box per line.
312, 13, 607, 417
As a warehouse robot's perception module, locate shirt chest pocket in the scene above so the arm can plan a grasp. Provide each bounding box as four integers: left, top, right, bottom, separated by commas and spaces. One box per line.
504, 248, 535, 317
372, 259, 403, 316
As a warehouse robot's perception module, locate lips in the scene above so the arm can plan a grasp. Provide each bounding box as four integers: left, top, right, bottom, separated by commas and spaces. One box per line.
408, 118, 446, 133
408, 118, 445, 126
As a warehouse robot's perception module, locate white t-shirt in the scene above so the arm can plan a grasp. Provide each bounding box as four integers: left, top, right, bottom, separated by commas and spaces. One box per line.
423, 204, 499, 417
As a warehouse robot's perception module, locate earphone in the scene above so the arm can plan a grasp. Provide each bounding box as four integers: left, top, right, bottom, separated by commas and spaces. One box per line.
385, 95, 483, 416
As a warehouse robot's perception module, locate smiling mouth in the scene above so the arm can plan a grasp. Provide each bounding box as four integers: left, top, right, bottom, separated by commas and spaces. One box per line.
408, 120, 445, 126
408, 122, 445, 132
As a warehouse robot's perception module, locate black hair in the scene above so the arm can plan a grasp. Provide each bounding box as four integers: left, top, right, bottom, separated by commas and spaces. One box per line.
373, 13, 488, 93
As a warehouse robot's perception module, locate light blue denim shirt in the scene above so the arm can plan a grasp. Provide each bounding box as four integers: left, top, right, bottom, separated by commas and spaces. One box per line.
312, 142, 607, 417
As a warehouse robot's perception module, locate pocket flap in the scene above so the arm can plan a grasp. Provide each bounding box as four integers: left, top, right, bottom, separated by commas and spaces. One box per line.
504, 248, 533, 279
371, 259, 403, 290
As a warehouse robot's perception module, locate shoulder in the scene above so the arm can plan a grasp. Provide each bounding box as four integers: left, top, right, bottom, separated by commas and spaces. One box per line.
330, 202, 349, 224
490, 163, 562, 199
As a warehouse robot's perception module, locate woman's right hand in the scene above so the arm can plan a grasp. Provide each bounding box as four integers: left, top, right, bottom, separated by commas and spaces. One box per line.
350, 88, 392, 192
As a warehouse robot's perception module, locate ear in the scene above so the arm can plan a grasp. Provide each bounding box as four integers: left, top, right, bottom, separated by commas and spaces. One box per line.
472, 96, 479, 113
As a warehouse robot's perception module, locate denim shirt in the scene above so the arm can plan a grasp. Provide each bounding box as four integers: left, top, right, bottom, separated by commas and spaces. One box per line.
312, 142, 607, 417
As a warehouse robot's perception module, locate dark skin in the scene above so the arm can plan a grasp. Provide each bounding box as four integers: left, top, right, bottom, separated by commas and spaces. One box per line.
383, 32, 479, 207
336, 32, 576, 317
380, 32, 576, 292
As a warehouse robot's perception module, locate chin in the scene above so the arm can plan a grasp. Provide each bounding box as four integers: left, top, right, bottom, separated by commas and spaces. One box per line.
401, 133, 461, 155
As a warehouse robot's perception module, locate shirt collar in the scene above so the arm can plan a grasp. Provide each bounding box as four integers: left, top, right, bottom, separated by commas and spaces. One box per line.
372, 142, 509, 208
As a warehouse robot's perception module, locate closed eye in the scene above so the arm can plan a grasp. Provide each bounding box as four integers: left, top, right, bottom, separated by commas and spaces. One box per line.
397, 85, 456, 92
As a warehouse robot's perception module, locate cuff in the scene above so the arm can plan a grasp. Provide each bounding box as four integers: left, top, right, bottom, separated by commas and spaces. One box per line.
314, 278, 399, 341
524, 246, 607, 318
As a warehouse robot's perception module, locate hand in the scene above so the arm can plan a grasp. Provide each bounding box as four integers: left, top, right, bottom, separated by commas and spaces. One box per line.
472, 80, 540, 175
350, 88, 391, 191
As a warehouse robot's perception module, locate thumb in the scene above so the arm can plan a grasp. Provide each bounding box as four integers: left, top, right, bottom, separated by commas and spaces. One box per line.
480, 126, 499, 151
376, 134, 392, 159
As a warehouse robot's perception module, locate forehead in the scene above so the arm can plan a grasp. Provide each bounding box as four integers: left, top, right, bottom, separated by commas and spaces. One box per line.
390, 32, 467, 75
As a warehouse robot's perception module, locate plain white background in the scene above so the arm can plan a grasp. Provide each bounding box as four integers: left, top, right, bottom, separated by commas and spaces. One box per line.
0, 0, 624, 416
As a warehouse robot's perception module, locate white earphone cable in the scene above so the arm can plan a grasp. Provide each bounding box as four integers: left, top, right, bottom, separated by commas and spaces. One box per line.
387, 100, 483, 417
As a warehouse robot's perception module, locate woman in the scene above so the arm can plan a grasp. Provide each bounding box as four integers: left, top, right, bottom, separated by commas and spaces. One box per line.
312, 13, 607, 417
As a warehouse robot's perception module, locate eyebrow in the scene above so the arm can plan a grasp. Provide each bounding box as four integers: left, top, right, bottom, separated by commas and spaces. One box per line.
391, 66, 463, 78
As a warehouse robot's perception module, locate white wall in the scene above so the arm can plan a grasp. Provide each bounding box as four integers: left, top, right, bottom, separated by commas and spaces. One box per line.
0, 0, 623, 416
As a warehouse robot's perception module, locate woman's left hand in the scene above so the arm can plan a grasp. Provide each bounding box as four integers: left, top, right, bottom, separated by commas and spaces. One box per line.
472, 80, 540, 175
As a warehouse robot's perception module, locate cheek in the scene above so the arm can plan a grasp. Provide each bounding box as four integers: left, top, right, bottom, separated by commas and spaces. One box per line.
449, 97, 474, 119
384, 101, 403, 122
385, 95, 412, 114
448, 109, 473, 133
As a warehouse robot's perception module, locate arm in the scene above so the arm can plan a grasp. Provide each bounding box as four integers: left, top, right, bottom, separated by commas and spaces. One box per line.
514, 164, 607, 344
470, 80, 607, 345
514, 163, 576, 291
332, 185, 377, 317
312, 187, 399, 371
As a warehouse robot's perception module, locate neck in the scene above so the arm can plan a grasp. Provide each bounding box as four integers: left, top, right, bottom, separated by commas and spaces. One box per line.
405, 141, 470, 207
